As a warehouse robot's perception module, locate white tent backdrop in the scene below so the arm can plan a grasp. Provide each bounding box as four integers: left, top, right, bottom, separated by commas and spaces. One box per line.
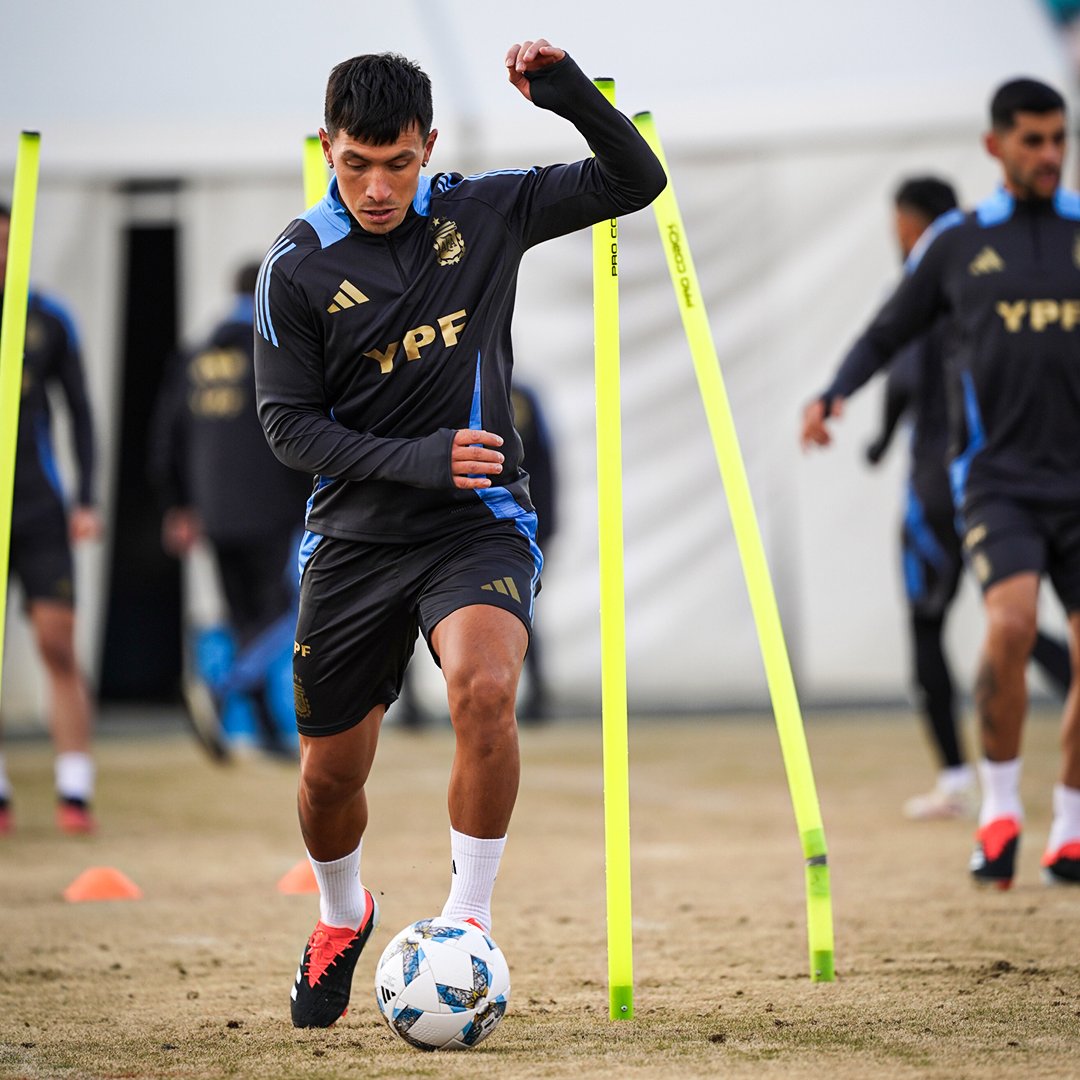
0, 1, 1073, 720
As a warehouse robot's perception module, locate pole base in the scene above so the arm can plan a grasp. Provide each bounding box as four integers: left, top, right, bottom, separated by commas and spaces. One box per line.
609, 984, 634, 1019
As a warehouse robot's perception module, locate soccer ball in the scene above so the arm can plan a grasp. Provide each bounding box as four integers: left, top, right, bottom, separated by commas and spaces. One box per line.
374, 917, 511, 1051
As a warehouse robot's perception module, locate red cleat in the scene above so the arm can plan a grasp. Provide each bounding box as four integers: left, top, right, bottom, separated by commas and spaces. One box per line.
1041, 840, 1080, 886
290, 889, 379, 1028
970, 816, 1020, 890
57, 798, 96, 835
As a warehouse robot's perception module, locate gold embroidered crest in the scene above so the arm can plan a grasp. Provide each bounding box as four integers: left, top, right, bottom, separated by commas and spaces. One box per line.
293, 675, 312, 721
431, 217, 466, 266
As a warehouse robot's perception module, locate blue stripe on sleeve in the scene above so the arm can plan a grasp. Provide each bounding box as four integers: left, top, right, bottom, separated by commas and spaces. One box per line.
256, 238, 296, 346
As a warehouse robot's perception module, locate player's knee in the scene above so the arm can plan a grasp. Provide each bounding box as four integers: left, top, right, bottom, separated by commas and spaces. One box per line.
986, 605, 1037, 660
299, 755, 364, 809
447, 665, 517, 721
36, 633, 78, 676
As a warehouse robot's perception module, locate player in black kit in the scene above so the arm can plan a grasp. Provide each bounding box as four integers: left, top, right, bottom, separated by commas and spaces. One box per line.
254, 39, 665, 1027
806, 177, 1071, 822
0, 204, 101, 835
149, 263, 311, 761
803, 79, 1080, 890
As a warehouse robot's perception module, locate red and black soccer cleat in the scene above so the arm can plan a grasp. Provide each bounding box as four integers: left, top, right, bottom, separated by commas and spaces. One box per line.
1041, 840, 1080, 886
291, 888, 379, 1028
57, 797, 95, 835
969, 816, 1020, 890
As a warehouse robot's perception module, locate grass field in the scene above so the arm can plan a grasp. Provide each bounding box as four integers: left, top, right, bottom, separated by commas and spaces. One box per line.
1, 707, 1077, 1079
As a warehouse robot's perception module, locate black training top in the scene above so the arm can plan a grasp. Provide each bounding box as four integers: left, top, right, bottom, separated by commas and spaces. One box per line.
2, 290, 95, 530
254, 54, 665, 547
148, 296, 311, 542
865, 318, 953, 505
824, 188, 1080, 506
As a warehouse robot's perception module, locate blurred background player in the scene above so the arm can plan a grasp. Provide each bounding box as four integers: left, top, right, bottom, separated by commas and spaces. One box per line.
149, 262, 310, 761
0, 203, 101, 834
837, 177, 1071, 821
395, 376, 558, 730
510, 379, 557, 723
802, 79, 1080, 888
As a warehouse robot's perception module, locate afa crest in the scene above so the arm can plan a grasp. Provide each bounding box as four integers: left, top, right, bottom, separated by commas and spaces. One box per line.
431, 217, 466, 266
293, 675, 312, 721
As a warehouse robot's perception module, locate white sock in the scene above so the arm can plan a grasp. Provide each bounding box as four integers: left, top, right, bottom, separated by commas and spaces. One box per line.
0, 754, 11, 801
977, 757, 1023, 827
440, 828, 506, 934
1046, 784, 1080, 853
55, 752, 94, 803
308, 840, 365, 929
938, 764, 974, 795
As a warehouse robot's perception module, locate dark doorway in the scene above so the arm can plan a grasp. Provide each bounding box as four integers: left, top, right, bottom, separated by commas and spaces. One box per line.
99, 218, 182, 701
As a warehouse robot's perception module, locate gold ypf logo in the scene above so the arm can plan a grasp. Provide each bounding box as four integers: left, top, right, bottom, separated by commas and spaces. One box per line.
431, 217, 465, 266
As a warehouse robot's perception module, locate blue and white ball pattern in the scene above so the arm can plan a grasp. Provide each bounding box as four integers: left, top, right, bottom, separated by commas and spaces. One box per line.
374, 917, 511, 1051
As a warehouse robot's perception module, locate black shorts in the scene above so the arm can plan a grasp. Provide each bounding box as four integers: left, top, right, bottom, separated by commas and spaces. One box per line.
9, 507, 74, 607
292, 521, 542, 737
901, 480, 962, 620
960, 494, 1080, 609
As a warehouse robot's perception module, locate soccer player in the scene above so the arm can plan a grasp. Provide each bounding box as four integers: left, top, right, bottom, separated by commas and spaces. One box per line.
809, 177, 1071, 821
254, 40, 665, 1027
149, 262, 311, 761
509, 380, 558, 723
0, 203, 101, 834
802, 78, 1080, 889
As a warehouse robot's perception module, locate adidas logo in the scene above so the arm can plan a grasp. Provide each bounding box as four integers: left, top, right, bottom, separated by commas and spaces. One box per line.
480, 576, 521, 602
969, 246, 1005, 276
327, 279, 369, 313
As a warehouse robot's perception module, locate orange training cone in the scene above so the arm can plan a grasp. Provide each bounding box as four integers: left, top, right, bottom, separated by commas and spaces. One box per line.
63, 866, 143, 902
276, 859, 318, 894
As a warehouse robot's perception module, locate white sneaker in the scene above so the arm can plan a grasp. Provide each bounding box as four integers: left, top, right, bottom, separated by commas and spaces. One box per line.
903, 784, 978, 821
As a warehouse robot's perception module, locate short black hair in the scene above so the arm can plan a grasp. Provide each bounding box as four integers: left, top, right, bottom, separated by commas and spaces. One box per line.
990, 77, 1066, 131
324, 52, 432, 144
234, 261, 260, 295
894, 177, 958, 223
0, 202, 9, 221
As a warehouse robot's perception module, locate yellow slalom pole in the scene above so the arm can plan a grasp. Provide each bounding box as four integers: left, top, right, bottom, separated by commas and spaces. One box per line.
303, 134, 329, 207
0, 131, 42, 703
633, 112, 835, 982
593, 78, 634, 1019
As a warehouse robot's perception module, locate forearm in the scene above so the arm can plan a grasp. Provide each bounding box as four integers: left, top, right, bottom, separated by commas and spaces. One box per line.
822, 334, 889, 403
260, 403, 455, 488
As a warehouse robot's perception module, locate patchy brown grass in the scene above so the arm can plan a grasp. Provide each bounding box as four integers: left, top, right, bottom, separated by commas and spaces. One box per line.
1, 708, 1078, 1079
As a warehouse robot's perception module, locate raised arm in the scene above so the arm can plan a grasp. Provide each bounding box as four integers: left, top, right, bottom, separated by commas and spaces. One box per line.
501, 40, 667, 246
